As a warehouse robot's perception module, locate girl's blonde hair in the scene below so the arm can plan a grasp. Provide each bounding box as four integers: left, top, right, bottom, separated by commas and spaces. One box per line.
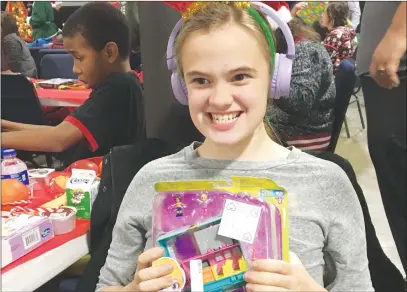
174, 3, 281, 143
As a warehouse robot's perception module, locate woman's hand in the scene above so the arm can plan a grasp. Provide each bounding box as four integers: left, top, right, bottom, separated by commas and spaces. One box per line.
124, 247, 175, 292
244, 252, 327, 292
291, 2, 308, 17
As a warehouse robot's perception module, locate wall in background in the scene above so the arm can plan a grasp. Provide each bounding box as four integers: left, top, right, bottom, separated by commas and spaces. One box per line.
138, 2, 203, 150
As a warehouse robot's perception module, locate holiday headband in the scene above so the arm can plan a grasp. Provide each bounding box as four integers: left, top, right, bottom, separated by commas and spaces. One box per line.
165, 1, 277, 71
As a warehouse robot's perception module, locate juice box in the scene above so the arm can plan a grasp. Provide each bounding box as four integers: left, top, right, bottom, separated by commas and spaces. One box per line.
66, 169, 100, 219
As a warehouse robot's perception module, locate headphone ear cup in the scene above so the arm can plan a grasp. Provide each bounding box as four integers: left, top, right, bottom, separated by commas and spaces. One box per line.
270, 53, 280, 99
270, 53, 293, 99
171, 72, 189, 105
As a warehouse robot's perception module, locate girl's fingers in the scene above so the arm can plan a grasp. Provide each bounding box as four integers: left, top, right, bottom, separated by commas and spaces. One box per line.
137, 275, 174, 292
135, 247, 165, 274
244, 271, 292, 288
137, 264, 174, 282
252, 259, 292, 275
246, 283, 288, 292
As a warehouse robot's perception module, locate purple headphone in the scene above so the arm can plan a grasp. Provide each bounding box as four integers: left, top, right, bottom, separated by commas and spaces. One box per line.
166, 2, 296, 105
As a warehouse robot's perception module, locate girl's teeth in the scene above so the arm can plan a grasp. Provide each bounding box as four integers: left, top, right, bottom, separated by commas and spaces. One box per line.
211, 113, 239, 124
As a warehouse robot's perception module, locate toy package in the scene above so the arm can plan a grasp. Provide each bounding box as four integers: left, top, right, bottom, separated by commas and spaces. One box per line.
152, 177, 289, 292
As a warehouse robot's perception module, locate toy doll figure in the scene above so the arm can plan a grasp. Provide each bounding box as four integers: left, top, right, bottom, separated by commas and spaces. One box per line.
196, 193, 213, 216
171, 196, 187, 217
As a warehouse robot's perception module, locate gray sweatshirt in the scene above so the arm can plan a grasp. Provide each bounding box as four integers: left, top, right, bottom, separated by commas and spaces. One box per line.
96, 143, 373, 291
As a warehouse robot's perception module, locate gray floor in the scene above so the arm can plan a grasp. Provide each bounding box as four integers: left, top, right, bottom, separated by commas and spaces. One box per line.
336, 94, 405, 276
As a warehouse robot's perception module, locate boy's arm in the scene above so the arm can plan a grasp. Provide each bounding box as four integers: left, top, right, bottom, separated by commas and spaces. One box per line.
1, 119, 53, 132
1, 121, 83, 153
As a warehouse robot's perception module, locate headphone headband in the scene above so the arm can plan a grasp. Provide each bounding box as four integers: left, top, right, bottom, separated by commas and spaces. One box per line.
166, 2, 295, 70
166, 2, 295, 104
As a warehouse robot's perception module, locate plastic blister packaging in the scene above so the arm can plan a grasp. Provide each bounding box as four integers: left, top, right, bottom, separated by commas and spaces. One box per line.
152, 177, 289, 292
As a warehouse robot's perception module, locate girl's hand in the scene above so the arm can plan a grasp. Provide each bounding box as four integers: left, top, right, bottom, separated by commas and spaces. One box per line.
291, 2, 308, 17
244, 252, 327, 292
125, 247, 174, 292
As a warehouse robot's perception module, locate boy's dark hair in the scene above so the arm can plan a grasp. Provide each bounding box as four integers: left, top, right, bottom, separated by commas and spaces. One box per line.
1, 11, 19, 39
63, 2, 130, 59
326, 2, 349, 28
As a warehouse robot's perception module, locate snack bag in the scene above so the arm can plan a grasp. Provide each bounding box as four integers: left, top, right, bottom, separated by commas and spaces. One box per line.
152, 177, 289, 292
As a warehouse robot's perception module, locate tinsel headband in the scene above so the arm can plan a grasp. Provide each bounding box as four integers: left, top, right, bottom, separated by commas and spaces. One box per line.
165, 1, 276, 70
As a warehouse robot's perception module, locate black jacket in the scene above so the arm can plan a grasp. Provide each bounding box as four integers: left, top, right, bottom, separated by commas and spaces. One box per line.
74, 139, 175, 292
309, 151, 404, 292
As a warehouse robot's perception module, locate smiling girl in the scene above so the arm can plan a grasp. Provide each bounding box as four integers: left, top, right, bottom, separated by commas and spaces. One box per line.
97, 2, 373, 291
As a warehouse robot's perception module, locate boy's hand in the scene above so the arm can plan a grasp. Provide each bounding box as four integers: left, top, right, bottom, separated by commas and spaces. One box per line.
1, 120, 15, 132
125, 247, 174, 292
244, 252, 327, 292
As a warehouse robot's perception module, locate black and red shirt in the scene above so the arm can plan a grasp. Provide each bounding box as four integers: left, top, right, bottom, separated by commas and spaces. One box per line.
63, 71, 146, 166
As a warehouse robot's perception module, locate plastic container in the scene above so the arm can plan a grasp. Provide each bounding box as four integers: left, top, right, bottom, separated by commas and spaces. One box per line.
1, 149, 30, 186
45, 206, 77, 235
8, 206, 77, 235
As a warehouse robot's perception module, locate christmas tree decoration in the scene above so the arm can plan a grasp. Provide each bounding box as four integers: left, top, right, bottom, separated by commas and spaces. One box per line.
5, 1, 33, 42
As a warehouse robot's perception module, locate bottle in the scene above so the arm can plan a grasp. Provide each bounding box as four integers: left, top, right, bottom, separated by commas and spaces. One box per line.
1, 148, 6, 160
1, 149, 30, 186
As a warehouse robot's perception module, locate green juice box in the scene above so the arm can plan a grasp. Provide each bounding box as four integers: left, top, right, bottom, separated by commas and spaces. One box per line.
66, 169, 100, 219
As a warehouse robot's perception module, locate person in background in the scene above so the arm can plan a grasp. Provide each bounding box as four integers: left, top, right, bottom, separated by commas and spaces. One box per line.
1, 3, 146, 167
357, 1, 406, 278
29, 1, 58, 40
1, 11, 37, 77
53, 1, 63, 30
320, 2, 356, 72
268, 17, 335, 151
263, 1, 292, 27
290, 1, 307, 18
347, 1, 360, 30
129, 21, 142, 72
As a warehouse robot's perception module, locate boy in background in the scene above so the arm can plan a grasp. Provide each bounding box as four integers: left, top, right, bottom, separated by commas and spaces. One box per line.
1, 2, 146, 166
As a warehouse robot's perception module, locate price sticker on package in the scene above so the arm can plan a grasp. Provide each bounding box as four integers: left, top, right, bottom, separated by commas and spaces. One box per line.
218, 199, 261, 244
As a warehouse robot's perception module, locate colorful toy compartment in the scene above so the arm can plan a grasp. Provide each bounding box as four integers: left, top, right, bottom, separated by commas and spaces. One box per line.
157, 217, 248, 292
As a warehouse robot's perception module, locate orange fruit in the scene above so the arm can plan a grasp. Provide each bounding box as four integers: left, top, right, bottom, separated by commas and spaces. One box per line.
1, 179, 29, 205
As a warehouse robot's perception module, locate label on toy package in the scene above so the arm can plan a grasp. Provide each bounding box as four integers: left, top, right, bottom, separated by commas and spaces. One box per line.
190, 260, 204, 292
153, 257, 186, 291
218, 199, 261, 244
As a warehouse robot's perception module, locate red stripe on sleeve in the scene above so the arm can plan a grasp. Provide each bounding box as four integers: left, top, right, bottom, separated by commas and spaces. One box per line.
65, 116, 99, 152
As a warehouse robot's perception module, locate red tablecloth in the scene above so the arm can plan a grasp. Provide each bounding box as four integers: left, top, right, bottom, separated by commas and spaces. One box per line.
36, 88, 91, 106
33, 73, 143, 106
